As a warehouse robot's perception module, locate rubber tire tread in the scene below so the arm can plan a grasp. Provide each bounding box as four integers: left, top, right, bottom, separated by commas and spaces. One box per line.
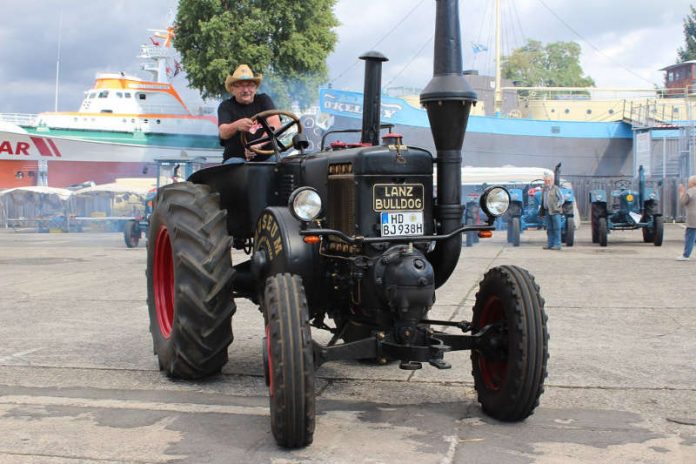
265, 273, 315, 448
642, 203, 656, 243
124, 220, 139, 248
653, 216, 664, 246
598, 217, 608, 247
564, 216, 574, 247
591, 205, 600, 243
146, 182, 235, 379
471, 265, 549, 422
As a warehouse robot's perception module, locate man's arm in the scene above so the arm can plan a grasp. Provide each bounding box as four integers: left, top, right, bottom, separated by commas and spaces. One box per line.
219, 118, 254, 140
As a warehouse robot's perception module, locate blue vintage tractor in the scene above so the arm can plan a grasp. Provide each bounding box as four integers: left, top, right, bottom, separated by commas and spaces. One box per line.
506, 163, 575, 247
589, 165, 663, 247
123, 157, 206, 247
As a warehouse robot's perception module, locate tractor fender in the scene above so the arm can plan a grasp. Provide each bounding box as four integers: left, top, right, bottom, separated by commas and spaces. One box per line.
561, 188, 575, 203
589, 190, 606, 203
644, 187, 659, 202
252, 207, 320, 305
508, 189, 524, 217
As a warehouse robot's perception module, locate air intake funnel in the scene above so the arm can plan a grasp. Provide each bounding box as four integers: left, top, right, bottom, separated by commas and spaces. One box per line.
420, 0, 477, 288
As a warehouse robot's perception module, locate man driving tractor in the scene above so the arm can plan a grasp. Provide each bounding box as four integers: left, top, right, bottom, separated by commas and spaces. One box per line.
217, 64, 282, 163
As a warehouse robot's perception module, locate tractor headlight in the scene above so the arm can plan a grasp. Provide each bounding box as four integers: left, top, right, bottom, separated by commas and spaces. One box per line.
480, 186, 510, 217
289, 187, 322, 222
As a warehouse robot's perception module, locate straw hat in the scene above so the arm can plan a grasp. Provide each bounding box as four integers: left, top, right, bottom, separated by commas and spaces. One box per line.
225, 64, 263, 93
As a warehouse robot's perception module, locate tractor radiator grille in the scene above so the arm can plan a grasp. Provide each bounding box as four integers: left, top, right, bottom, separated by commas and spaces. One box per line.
327, 174, 355, 235
279, 174, 295, 205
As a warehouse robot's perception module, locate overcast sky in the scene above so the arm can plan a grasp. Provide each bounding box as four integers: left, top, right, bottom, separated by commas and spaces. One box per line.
0, 0, 692, 114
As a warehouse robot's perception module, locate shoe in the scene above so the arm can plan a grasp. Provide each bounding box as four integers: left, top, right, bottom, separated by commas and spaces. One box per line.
542, 246, 551, 250
551, 246, 561, 250
676, 255, 690, 261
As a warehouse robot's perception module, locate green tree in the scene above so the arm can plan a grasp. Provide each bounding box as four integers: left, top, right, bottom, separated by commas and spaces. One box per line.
501, 39, 595, 89
174, 0, 338, 109
678, 5, 696, 62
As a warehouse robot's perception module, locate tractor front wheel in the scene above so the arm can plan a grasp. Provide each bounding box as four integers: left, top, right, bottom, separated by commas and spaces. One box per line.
264, 273, 315, 448
509, 217, 521, 247
598, 217, 608, 247
123, 220, 140, 248
146, 182, 236, 379
563, 216, 574, 247
471, 265, 548, 422
653, 216, 664, 246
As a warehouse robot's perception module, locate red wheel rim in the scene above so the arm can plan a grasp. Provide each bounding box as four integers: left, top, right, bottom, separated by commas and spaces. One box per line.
266, 324, 274, 397
153, 225, 174, 338
478, 295, 507, 391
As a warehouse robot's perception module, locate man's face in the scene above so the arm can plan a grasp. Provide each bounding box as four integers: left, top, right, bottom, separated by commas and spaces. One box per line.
544, 176, 553, 187
232, 81, 257, 105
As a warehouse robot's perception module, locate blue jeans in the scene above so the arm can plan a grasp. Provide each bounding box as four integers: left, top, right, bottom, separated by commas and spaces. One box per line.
684, 227, 696, 258
545, 213, 561, 248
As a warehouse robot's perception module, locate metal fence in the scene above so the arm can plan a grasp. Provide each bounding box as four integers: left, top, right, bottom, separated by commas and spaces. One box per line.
565, 175, 686, 222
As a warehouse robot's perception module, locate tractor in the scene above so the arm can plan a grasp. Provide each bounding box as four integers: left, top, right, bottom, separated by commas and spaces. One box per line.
505, 163, 575, 247
589, 165, 663, 247
145, 0, 548, 448
123, 157, 206, 247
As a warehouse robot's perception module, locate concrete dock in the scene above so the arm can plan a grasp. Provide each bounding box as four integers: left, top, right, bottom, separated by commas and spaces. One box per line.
0, 224, 694, 463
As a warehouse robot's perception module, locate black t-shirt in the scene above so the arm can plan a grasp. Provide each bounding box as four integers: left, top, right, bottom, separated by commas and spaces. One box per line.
217, 93, 276, 161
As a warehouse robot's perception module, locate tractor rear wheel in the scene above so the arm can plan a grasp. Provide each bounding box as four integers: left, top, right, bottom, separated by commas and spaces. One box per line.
123, 220, 140, 248
653, 216, 664, 246
263, 273, 315, 448
509, 217, 520, 247
471, 265, 548, 422
598, 217, 608, 247
146, 182, 235, 379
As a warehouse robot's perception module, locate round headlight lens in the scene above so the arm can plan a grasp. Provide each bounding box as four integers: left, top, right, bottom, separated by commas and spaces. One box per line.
290, 188, 322, 221
481, 186, 510, 217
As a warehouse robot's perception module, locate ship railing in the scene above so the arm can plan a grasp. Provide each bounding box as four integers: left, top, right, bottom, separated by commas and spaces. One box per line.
0, 113, 38, 127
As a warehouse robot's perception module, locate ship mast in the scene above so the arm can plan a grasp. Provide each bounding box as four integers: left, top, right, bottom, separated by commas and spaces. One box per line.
494, 0, 502, 116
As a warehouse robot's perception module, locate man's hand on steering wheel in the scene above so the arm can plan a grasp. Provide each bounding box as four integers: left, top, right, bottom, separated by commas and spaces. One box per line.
240, 109, 302, 158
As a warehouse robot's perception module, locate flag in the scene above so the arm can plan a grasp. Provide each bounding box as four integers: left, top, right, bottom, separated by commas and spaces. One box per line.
471, 42, 488, 54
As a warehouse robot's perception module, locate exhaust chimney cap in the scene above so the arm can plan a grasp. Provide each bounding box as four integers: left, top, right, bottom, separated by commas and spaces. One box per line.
359, 51, 388, 62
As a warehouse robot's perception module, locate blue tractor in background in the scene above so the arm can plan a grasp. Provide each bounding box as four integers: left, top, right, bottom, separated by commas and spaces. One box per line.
123, 157, 206, 248
589, 165, 663, 247
506, 163, 575, 247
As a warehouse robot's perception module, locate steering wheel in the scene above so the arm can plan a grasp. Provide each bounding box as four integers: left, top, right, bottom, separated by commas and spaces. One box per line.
615, 179, 632, 189
240, 109, 302, 157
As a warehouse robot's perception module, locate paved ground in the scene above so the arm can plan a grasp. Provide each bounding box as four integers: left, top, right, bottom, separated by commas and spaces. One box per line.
0, 223, 694, 463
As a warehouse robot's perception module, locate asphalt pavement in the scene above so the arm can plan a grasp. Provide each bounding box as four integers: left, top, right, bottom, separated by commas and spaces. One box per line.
0, 223, 694, 463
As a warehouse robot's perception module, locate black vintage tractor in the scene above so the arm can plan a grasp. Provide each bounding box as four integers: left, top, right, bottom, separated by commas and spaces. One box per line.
145, 0, 548, 448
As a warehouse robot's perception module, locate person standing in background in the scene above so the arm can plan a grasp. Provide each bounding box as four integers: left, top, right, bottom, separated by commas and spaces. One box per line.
677, 175, 696, 260
540, 172, 564, 250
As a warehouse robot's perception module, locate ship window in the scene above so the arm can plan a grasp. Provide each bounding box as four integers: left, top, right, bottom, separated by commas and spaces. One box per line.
674, 107, 680, 113
551, 126, 560, 134
98, 91, 108, 98
608, 109, 615, 115
101, 109, 113, 113
125, 92, 132, 98
550, 109, 555, 113
564, 109, 570, 114
586, 109, 592, 115
144, 119, 149, 123
88, 92, 96, 99
156, 119, 161, 124
116, 92, 123, 98
138, 93, 147, 100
